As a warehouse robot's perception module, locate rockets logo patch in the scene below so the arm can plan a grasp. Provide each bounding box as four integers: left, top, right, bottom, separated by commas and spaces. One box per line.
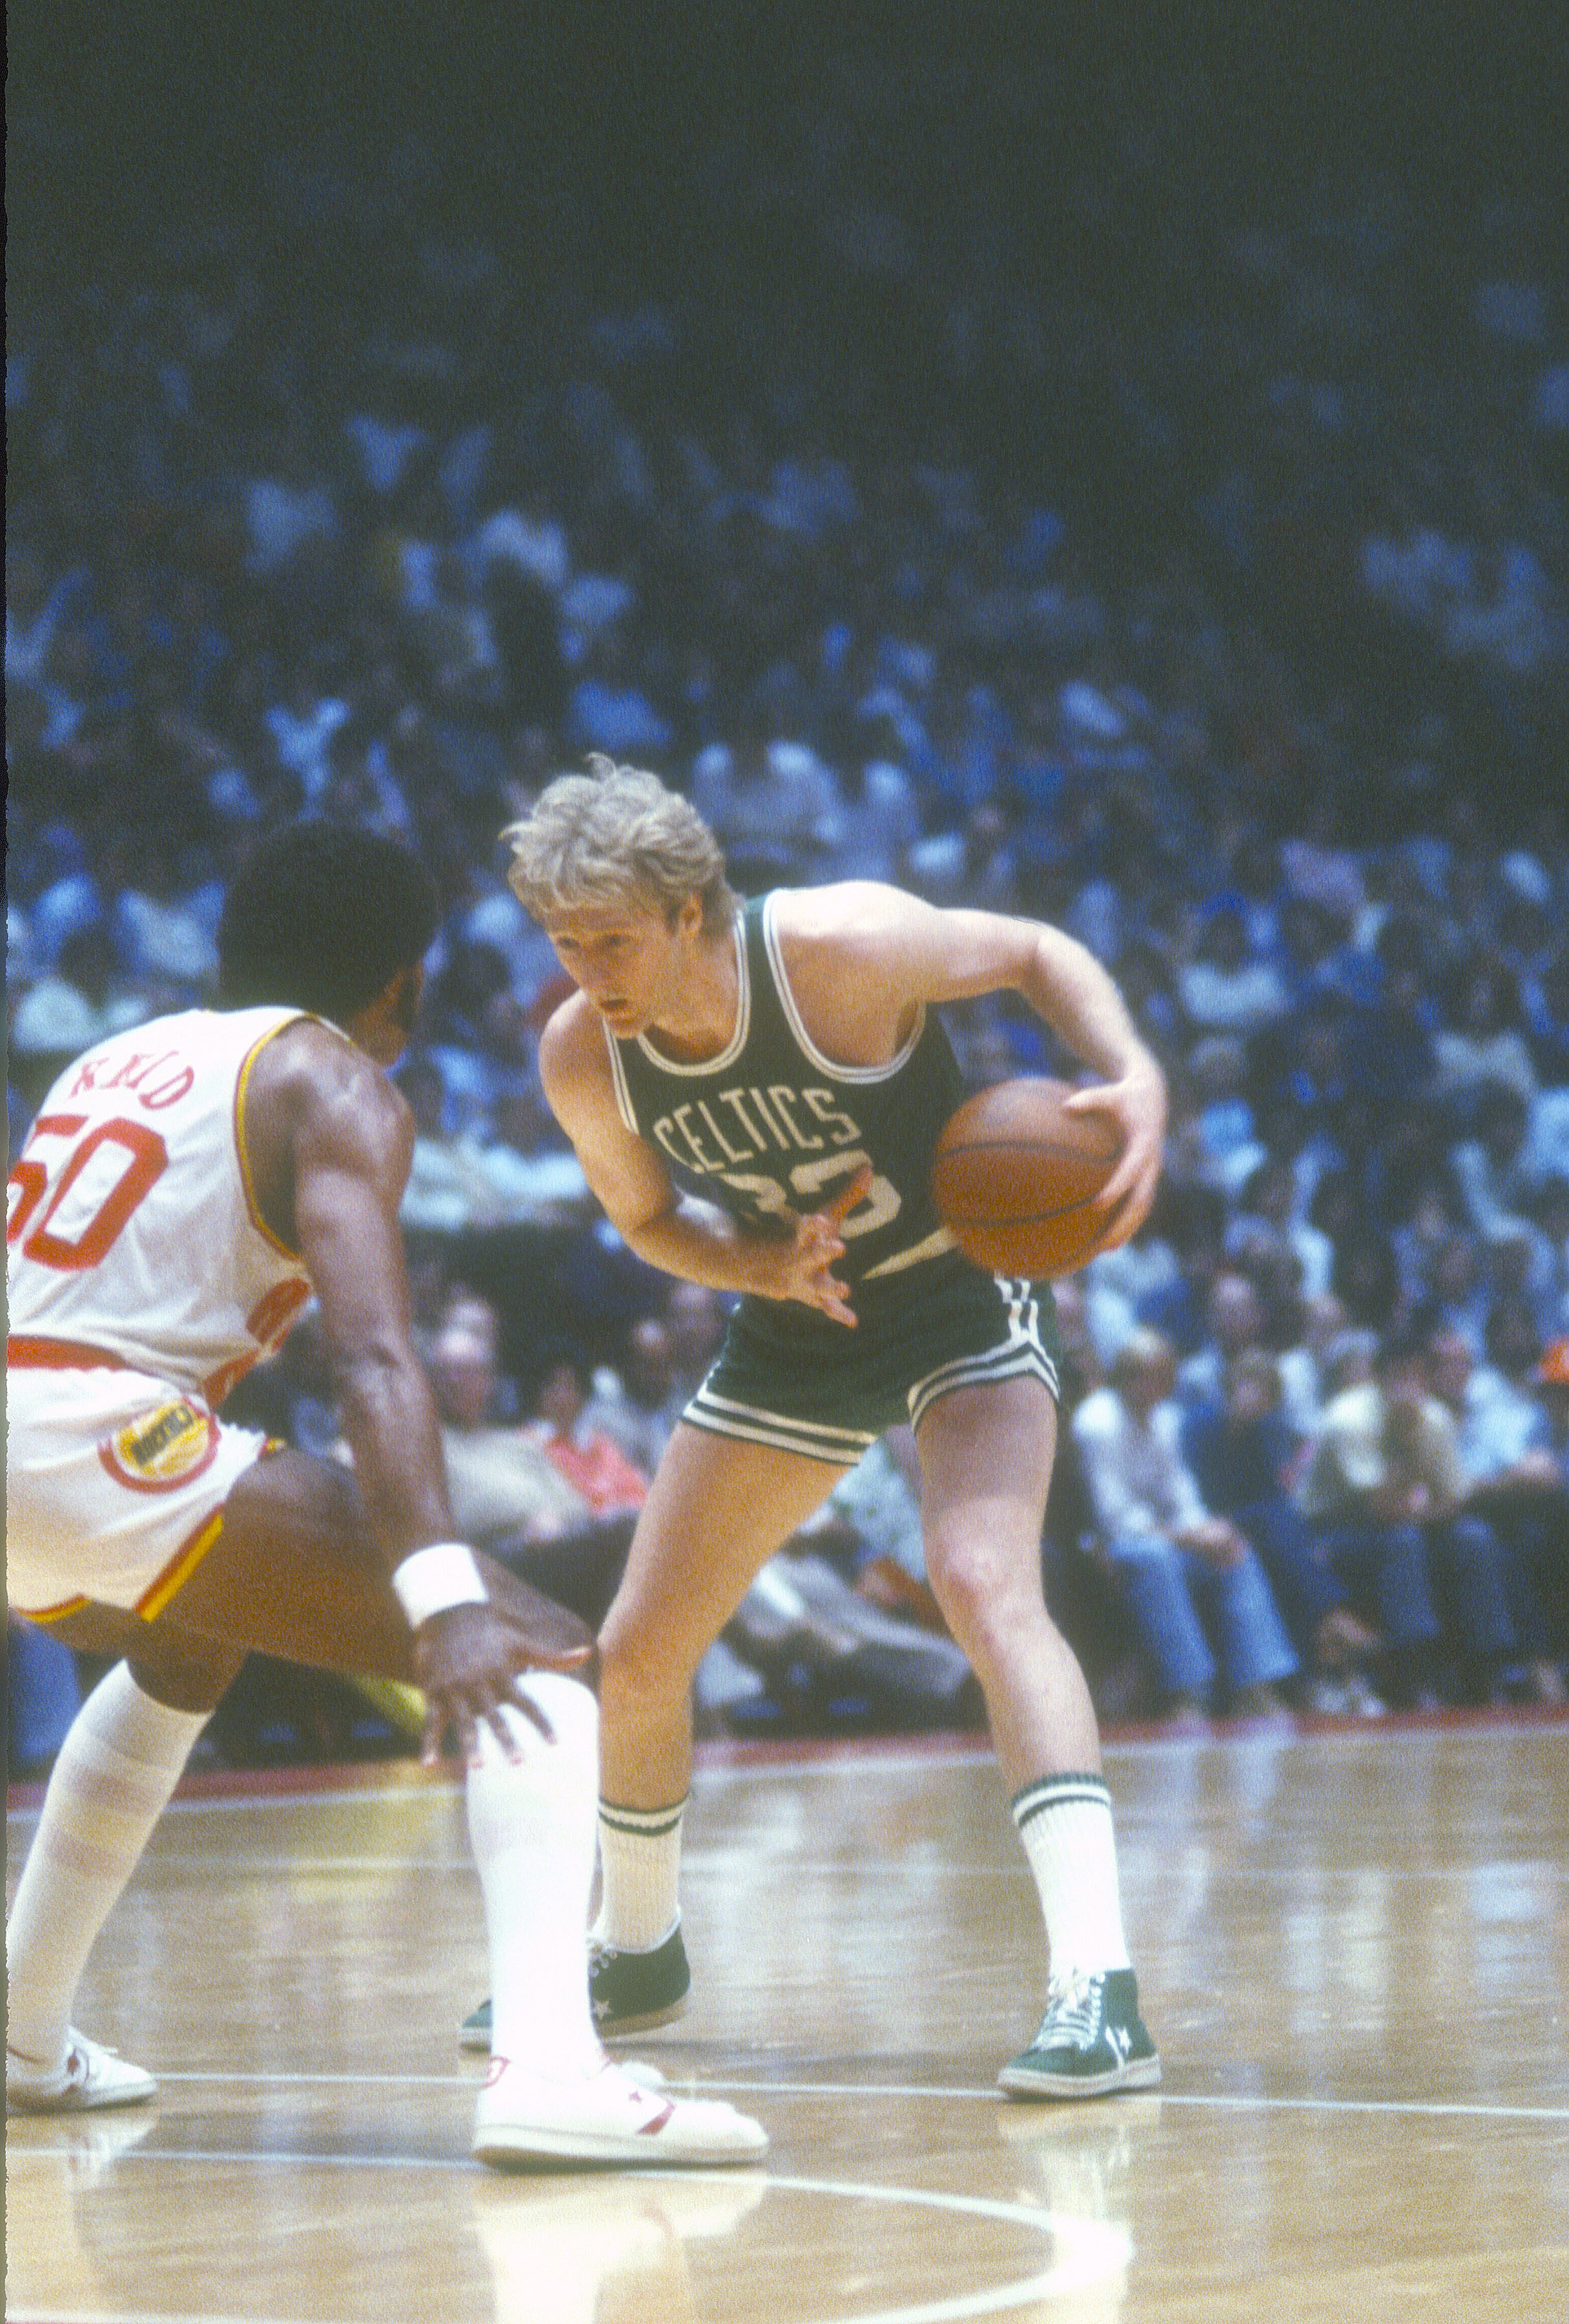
99, 1399, 220, 1493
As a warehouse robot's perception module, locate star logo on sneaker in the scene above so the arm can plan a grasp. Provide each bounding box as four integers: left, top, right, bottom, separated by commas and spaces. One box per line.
1106, 2024, 1132, 2063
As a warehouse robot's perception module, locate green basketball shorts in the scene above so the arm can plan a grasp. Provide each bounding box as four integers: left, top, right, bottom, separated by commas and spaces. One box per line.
682, 1254, 1061, 1465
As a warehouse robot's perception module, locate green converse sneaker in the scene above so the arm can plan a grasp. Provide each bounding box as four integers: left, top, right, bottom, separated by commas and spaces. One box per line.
459, 1925, 693, 2053
590, 1924, 691, 2035
998, 1968, 1161, 2099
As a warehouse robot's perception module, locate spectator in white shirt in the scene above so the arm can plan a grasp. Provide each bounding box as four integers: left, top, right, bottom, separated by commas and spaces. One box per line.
1072, 1329, 1297, 1724
1178, 908, 1291, 1040
1426, 1318, 1568, 1702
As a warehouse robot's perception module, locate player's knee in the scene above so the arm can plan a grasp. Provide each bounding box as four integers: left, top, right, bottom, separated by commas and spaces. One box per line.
925, 1537, 996, 1631
925, 1534, 1038, 1651
597, 1616, 690, 1714
127, 1630, 247, 1715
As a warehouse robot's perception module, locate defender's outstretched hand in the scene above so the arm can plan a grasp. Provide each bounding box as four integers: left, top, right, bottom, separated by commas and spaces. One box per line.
412, 1589, 595, 1766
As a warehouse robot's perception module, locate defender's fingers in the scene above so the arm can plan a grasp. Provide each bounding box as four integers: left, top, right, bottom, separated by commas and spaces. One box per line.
418, 1698, 447, 1769
528, 1638, 596, 1671
506, 1671, 557, 1742
451, 1698, 480, 1768
482, 1700, 526, 1760
497, 1626, 596, 1675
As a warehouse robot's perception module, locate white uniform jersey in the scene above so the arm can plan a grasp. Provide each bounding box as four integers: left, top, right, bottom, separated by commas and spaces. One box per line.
6, 1006, 317, 1407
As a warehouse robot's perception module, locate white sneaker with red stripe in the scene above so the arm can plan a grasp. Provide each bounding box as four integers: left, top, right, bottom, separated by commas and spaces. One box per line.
6, 2029, 158, 2114
472, 2056, 768, 2169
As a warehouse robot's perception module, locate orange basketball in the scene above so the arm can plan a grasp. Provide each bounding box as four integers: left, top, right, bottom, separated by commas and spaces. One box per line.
931, 1076, 1124, 1279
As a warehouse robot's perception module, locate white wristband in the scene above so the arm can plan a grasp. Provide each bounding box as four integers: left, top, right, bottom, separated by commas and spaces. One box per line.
391, 1542, 489, 1628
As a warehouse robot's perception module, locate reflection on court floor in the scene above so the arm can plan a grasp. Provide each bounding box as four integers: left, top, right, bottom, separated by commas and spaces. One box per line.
7, 1717, 1568, 2322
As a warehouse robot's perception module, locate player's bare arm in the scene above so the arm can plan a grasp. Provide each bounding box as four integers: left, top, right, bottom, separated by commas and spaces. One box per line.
771, 882, 1167, 1245
538, 994, 867, 1325
245, 1023, 592, 1757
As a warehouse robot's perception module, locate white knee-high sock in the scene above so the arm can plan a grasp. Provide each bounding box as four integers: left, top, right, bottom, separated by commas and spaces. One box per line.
6, 1662, 209, 2067
1011, 1772, 1132, 1986
591, 1797, 686, 1953
465, 1675, 604, 2079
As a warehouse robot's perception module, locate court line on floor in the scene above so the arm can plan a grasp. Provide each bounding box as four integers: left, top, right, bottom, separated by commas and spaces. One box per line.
144, 2066, 1569, 2120
6, 2314, 316, 2324
4, 2165, 1127, 2324
721, 2081, 1569, 2123
75, 1850, 1563, 1886
776, 2176, 1127, 2322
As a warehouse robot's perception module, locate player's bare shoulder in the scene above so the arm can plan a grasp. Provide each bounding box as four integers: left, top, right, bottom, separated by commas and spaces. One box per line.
248, 1015, 400, 1121
776, 880, 1038, 1014
537, 989, 617, 1114
769, 882, 925, 1064
241, 1017, 410, 1241
770, 880, 915, 956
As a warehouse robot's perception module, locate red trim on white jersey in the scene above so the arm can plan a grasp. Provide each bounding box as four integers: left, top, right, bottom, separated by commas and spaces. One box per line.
8, 1335, 134, 1370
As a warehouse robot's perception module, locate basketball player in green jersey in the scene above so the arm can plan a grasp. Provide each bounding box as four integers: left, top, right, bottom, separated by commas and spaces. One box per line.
489, 757, 1167, 2097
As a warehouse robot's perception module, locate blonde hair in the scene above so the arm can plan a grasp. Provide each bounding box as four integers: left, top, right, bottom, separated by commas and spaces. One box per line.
502, 756, 739, 934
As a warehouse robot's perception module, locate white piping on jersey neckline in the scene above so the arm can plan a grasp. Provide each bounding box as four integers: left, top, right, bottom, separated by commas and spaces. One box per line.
603, 893, 925, 1088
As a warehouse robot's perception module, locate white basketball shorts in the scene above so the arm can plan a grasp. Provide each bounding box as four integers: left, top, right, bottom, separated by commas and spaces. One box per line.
6, 1360, 272, 1623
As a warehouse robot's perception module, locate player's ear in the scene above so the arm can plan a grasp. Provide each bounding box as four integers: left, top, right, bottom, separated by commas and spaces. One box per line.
390, 961, 426, 1035
347, 963, 424, 1063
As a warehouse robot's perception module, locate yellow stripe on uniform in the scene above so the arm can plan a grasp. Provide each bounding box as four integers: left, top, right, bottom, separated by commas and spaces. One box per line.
233, 1017, 307, 1258
15, 1594, 91, 1626
136, 1509, 226, 1622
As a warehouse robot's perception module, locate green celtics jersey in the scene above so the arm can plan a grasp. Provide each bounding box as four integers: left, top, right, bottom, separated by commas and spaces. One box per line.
606, 893, 965, 1292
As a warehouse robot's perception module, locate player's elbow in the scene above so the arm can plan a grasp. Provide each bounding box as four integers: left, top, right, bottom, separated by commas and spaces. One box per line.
331, 1338, 424, 1427
612, 1191, 684, 1256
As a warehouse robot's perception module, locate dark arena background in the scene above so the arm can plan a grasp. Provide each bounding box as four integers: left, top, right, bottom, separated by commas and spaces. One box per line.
6, 6, 1569, 2319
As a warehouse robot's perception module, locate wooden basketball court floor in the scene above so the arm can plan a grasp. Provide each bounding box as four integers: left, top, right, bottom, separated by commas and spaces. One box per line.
7, 1713, 1568, 2324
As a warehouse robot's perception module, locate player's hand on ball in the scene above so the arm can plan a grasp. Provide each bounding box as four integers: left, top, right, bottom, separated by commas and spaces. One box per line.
1061, 1064, 1166, 1250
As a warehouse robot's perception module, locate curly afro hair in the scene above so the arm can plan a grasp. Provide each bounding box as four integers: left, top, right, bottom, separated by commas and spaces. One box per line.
216, 819, 440, 1024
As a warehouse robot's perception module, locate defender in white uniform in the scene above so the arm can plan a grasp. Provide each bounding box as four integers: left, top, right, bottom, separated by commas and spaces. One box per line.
5, 819, 766, 2168
7, 1006, 315, 1618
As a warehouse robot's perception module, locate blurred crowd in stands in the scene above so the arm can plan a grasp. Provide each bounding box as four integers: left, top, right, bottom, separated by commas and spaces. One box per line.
7, 44, 1568, 1766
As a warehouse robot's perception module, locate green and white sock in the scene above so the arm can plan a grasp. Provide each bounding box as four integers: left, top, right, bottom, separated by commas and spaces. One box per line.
1011, 1771, 1131, 1983
592, 1796, 686, 1954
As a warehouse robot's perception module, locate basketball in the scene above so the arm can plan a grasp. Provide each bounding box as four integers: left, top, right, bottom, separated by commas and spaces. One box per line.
930, 1076, 1125, 1279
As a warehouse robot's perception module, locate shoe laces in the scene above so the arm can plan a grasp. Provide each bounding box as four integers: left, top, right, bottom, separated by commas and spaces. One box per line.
1038, 1970, 1105, 2047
